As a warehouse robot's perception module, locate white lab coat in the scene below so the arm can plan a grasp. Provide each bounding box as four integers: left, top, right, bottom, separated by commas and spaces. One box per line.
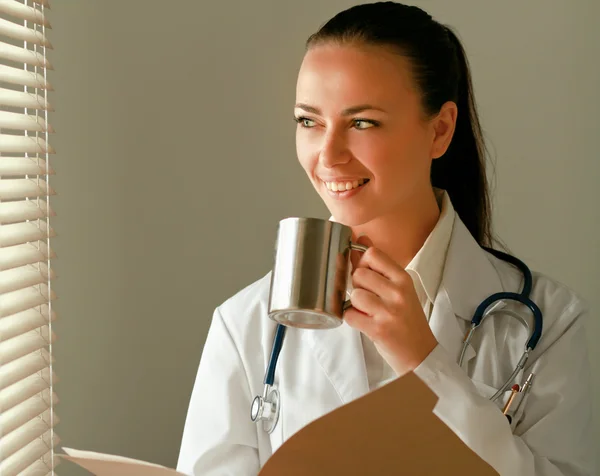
176, 217, 596, 476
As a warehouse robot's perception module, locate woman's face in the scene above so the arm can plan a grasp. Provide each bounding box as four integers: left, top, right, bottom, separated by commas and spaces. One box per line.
295, 42, 441, 226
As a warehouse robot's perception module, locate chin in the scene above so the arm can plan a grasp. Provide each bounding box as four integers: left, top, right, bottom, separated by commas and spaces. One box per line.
326, 205, 375, 227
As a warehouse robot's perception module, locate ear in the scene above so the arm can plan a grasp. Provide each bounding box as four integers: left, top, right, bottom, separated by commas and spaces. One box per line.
430, 101, 458, 160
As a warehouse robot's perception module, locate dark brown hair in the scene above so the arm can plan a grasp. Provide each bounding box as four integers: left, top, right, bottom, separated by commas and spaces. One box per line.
306, 2, 493, 246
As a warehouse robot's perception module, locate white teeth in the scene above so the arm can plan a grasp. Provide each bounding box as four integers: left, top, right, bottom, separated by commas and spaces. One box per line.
324, 179, 368, 192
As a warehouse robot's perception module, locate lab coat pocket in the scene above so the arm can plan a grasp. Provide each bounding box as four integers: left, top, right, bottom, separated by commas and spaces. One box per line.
470, 379, 524, 432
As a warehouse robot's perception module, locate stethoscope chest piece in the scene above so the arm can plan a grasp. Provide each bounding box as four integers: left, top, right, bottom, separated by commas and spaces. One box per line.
251, 386, 280, 434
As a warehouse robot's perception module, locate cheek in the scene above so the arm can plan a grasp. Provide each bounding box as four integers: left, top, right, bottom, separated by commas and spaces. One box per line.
296, 131, 318, 174
347, 130, 407, 173
358, 127, 431, 186
387, 126, 430, 167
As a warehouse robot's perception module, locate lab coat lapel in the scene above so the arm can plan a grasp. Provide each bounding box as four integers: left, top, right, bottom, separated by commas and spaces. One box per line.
431, 218, 505, 370
303, 323, 369, 404
428, 287, 475, 367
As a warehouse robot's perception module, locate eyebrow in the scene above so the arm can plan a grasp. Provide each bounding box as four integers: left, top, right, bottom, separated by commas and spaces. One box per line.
294, 103, 387, 116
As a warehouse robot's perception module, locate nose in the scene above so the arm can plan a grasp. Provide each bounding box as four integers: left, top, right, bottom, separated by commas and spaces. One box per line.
319, 129, 352, 168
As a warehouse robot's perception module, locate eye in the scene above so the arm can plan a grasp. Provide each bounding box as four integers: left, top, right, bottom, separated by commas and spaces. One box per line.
353, 119, 378, 130
294, 116, 316, 128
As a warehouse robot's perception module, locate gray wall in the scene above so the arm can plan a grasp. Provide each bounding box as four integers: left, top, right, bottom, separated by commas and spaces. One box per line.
49, 1, 599, 474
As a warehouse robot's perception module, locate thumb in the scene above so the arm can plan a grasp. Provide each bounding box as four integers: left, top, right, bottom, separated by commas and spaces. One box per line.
351, 234, 372, 269
356, 234, 373, 248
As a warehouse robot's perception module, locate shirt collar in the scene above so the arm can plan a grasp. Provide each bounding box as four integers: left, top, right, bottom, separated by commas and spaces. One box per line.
405, 188, 455, 305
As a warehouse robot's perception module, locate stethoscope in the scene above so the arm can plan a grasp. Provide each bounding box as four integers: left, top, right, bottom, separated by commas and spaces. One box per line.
250, 247, 543, 433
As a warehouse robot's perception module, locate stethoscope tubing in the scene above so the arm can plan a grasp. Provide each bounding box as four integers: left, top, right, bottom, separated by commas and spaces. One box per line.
265, 324, 286, 386
253, 246, 544, 429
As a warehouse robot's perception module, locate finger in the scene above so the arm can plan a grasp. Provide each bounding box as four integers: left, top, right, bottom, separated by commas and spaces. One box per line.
356, 234, 373, 248
347, 287, 386, 318
356, 245, 408, 286
350, 244, 363, 271
343, 305, 376, 336
351, 266, 398, 301
350, 234, 372, 269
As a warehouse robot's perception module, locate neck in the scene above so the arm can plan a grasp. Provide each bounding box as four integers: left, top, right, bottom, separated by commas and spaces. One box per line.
351, 188, 440, 268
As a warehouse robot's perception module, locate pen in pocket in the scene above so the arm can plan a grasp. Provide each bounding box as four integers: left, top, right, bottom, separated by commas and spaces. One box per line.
502, 384, 520, 423
504, 372, 535, 424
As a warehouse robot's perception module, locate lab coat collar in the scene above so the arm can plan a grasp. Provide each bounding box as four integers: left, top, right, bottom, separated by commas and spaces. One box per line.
441, 217, 504, 322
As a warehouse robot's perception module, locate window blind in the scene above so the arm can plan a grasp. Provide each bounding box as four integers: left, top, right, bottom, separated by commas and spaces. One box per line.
0, 1, 59, 475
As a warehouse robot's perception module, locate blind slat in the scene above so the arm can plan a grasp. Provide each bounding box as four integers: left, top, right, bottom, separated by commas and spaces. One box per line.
0, 262, 54, 295
1, 391, 56, 437
0, 87, 52, 109
0, 413, 60, 468
0, 156, 54, 176
0, 64, 52, 89
0, 242, 54, 271
0, 413, 56, 466
0, 179, 53, 199
0, 1, 51, 27
0, 305, 54, 342
0, 221, 56, 248
0, 368, 54, 413
17, 451, 60, 476
0, 284, 55, 318
19, 458, 60, 476
0, 179, 54, 201
0, 349, 51, 392
0, 42, 52, 69
0, 326, 55, 366
0, 134, 55, 154
0, 430, 60, 476
0, 17, 52, 48
0, 110, 53, 132
0, 199, 55, 225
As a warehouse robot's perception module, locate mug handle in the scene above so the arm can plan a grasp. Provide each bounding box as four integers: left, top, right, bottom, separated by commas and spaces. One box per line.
342, 242, 369, 311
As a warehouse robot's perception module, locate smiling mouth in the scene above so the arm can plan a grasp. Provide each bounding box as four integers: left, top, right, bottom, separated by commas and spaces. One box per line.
322, 178, 370, 192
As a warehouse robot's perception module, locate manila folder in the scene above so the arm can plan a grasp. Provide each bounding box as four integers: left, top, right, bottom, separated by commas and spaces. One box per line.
259, 371, 498, 475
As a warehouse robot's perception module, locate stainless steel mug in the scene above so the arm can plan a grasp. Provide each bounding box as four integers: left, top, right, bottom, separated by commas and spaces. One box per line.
267, 217, 368, 330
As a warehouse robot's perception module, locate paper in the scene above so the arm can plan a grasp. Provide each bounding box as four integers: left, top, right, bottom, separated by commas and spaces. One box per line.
60, 448, 184, 476
61, 372, 497, 475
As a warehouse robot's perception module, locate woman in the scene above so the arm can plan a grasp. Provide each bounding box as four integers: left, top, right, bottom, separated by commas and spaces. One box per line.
177, 3, 595, 475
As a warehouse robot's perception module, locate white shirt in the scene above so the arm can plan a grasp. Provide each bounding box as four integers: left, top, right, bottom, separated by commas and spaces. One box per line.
359, 189, 455, 390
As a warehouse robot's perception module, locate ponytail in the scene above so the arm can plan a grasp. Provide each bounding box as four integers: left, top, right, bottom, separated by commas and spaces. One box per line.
431, 26, 492, 247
